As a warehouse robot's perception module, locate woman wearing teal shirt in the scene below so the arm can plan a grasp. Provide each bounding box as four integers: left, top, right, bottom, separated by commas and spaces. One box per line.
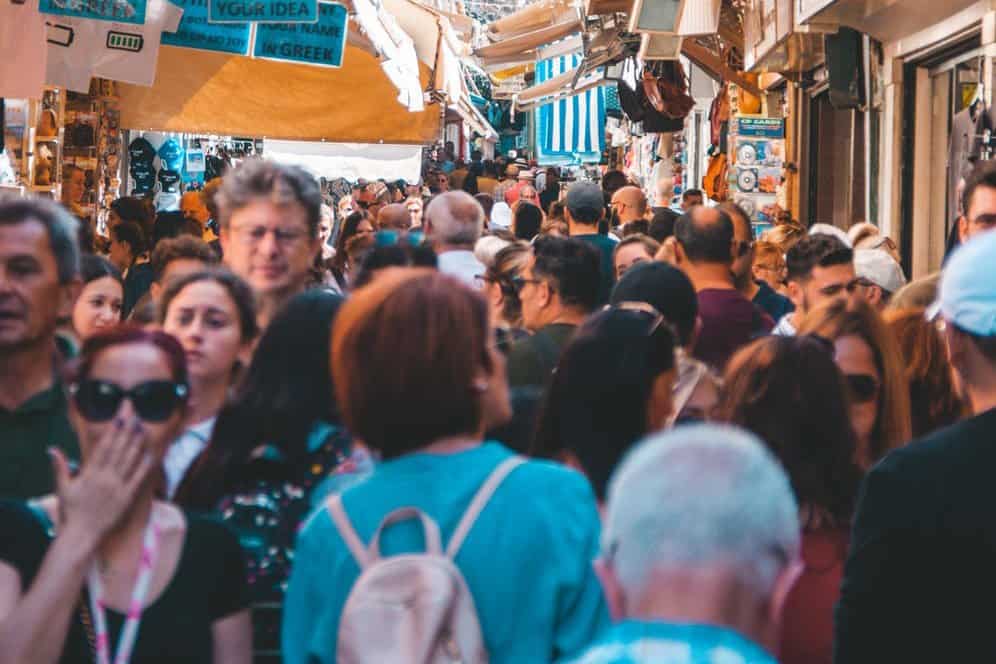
283, 268, 609, 664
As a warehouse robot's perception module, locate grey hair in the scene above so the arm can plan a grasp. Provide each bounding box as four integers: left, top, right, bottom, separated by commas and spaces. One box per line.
603, 423, 800, 599
0, 197, 80, 283
217, 158, 322, 237
426, 191, 484, 247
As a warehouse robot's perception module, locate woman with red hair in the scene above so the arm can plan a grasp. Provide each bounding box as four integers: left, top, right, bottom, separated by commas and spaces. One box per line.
0, 326, 251, 664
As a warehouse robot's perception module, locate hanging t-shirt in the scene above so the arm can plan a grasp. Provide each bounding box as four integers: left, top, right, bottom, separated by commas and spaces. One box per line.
948, 105, 991, 218
156, 191, 181, 212
46, 0, 183, 93
159, 139, 185, 172
131, 163, 157, 195
0, 0, 48, 99
158, 169, 181, 193
129, 136, 157, 166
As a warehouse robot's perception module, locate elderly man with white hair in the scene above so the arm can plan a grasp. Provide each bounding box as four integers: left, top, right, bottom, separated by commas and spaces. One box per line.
424, 191, 486, 288
565, 424, 801, 664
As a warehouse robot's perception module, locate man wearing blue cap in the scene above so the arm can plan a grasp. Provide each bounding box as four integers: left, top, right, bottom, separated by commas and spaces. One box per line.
565, 182, 616, 305
835, 229, 996, 664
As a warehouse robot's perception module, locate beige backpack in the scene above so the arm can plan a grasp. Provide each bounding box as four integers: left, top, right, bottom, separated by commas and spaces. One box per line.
325, 456, 525, 664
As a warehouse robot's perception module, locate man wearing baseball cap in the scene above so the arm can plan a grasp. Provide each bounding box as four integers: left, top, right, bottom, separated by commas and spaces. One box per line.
853, 248, 907, 310
566, 181, 617, 305
835, 229, 996, 663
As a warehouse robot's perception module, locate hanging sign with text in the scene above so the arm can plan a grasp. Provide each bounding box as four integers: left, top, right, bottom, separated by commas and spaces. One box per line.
162, 0, 251, 54
208, 0, 317, 24
40, 0, 147, 24
252, 1, 347, 67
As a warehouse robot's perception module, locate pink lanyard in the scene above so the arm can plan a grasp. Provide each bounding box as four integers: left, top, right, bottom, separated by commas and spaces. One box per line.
85, 518, 161, 664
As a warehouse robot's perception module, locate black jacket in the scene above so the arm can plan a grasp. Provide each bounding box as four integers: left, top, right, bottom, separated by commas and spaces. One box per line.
834, 408, 996, 663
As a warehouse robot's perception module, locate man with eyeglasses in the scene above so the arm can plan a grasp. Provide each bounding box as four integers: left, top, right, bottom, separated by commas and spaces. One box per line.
852, 248, 906, 310
957, 160, 996, 245
566, 424, 799, 664
0, 198, 82, 498
721, 202, 794, 323
672, 206, 773, 369
773, 233, 855, 336
835, 229, 996, 664
217, 160, 323, 330
507, 236, 600, 387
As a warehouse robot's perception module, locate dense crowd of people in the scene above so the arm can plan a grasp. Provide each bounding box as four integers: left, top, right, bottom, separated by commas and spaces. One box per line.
1, 153, 996, 663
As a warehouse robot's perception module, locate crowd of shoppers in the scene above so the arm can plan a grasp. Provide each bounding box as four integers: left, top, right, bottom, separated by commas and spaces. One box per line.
1, 155, 995, 664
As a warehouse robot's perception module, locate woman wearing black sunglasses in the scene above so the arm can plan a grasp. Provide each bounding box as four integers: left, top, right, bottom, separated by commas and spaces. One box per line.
0, 326, 251, 664
798, 297, 913, 469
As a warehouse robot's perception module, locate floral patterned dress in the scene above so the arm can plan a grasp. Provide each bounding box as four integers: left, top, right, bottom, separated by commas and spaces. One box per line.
213, 422, 373, 663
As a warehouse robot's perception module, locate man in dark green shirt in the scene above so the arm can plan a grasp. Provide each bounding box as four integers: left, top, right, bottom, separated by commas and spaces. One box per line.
0, 199, 82, 498
507, 236, 600, 387
566, 181, 617, 305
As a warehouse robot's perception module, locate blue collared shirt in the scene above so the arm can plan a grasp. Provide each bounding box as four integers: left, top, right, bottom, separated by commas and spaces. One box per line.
560, 620, 777, 664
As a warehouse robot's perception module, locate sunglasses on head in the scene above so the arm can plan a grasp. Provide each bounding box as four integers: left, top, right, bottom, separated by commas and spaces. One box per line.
845, 373, 879, 404
69, 379, 188, 423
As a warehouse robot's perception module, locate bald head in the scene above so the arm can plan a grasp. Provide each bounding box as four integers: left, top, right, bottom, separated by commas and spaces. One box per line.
377, 203, 411, 232
611, 186, 648, 224
425, 191, 484, 248
674, 206, 735, 265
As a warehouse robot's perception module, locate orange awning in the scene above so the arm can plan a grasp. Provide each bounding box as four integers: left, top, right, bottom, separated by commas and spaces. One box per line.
118, 45, 440, 143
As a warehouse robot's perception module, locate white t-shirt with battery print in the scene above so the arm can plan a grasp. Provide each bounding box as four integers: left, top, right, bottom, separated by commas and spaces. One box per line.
46, 0, 182, 92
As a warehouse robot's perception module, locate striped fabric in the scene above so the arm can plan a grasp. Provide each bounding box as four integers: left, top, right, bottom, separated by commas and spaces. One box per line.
535, 52, 606, 162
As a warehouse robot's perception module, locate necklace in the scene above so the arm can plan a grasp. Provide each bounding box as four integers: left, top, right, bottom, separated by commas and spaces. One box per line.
85, 514, 161, 664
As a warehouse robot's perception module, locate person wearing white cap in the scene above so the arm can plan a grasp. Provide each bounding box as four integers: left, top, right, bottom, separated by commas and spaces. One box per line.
835, 229, 996, 663
808, 222, 853, 248
853, 248, 907, 310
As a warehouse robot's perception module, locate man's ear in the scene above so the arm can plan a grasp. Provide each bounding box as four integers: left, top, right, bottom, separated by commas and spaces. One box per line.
786, 280, 804, 309
539, 281, 553, 309
672, 240, 690, 269
150, 281, 162, 301
593, 557, 626, 622
959, 215, 969, 243
219, 226, 231, 256
867, 285, 884, 307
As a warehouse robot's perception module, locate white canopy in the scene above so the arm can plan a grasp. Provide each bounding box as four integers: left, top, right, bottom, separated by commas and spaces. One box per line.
263, 140, 423, 183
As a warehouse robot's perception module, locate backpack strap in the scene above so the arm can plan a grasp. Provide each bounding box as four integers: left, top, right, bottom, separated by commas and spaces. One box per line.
327, 495, 373, 570
445, 456, 525, 559
366, 507, 443, 560
327, 497, 445, 568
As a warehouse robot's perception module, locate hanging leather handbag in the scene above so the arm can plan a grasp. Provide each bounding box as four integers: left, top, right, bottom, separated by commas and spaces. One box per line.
703, 152, 729, 202
656, 61, 695, 120
617, 80, 646, 123
709, 83, 731, 146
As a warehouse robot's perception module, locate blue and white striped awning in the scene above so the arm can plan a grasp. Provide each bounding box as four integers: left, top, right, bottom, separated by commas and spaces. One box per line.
534, 52, 606, 164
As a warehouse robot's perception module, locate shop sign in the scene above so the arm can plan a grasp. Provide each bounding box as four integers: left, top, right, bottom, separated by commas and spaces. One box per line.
252, 1, 347, 68
40, 0, 146, 24
162, 0, 251, 55
734, 116, 785, 139
208, 0, 317, 24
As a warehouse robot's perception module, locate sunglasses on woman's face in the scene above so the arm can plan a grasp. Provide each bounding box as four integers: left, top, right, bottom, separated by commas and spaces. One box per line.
846, 373, 879, 404
69, 379, 188, 422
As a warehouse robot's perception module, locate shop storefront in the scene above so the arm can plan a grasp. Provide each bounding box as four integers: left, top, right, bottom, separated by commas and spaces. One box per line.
1, 0, 497, 226
797, 0, 996, 277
